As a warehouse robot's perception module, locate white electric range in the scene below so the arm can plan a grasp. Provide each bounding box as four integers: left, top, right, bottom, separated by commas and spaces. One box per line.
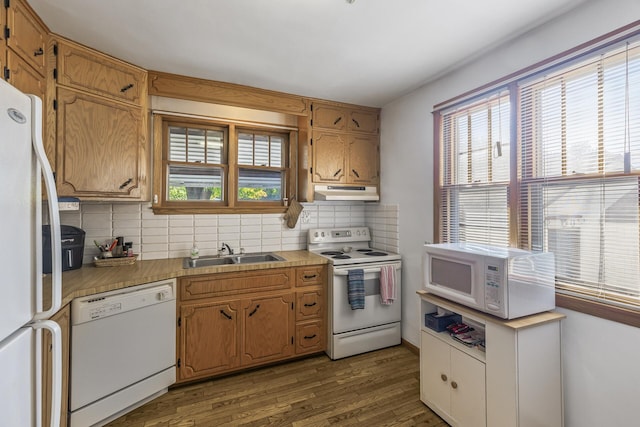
308, 227, 402, 359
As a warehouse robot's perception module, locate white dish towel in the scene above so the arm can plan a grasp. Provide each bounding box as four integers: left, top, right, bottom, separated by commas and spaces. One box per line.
380, 265, 396, 305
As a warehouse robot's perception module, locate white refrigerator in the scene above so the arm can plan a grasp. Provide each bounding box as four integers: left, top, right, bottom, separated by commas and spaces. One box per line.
0, 79, 63, 427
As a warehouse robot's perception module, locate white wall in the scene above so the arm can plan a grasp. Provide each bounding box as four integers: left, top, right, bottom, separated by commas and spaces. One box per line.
379, 0, 640, 425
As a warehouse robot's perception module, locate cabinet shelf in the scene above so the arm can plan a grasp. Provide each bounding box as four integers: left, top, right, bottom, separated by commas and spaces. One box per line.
421, 324, 486, 363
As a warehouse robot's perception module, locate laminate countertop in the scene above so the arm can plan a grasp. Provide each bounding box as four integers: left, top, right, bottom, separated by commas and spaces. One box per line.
46, 250, 328, 309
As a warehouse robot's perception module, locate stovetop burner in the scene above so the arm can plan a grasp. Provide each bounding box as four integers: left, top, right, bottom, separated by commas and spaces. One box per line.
307, 227, 401, 265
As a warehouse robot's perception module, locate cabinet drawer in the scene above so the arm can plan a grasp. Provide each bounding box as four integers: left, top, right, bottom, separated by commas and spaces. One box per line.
56, 39, 146, 104
296, 321, 324, 354
296, 289, 323, 321
348, 109, 378, 133
180, 268, 292, 301
296, 265, 325, 287
6, 0, 47, 76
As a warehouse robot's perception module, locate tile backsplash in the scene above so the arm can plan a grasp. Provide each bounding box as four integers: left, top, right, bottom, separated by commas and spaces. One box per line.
60, 201, 400, 264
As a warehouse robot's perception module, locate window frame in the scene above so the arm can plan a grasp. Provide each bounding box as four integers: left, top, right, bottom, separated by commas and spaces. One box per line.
152, 114, 297, 214
433, 22, 640, 327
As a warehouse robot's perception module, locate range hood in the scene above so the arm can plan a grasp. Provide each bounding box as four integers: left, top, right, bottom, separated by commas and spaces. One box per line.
313, 185, 379, 201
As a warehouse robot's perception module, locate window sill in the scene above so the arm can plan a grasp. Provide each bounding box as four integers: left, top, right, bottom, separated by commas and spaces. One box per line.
556, 293, 640, 328
152, 206, 288, 215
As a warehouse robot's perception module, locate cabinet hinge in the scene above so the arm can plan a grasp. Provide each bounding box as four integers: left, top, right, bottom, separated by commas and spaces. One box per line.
53, 99, 57, 110
53, 44, 58, 56
4, 26, 9, 40
310, 119, 313, 127
310, 138, 313, 146
177, 317, 181, 327
310, 167, 313, 175
291, 302, 294, 310
4, 0, 9, 9
177, 358, 181, 368
291, 336, 294, 345
52, 68, 57, 80
3, 67, 9, 80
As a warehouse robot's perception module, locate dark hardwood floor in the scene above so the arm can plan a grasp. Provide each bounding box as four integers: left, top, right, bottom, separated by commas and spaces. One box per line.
106, 345, 447, 426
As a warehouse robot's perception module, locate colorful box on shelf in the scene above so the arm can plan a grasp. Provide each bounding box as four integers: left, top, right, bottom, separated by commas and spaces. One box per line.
424, 312, 462, 332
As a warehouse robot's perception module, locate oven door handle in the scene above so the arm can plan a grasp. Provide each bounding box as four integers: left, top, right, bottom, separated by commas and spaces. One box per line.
334, 266, 400, 276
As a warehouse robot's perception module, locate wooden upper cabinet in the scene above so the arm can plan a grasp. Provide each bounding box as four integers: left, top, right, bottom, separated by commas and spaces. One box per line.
348, 109, 379, 133
6, 49, 45, 100
348, 134, 379, 184
56, 39, 146, 104
56, 87, 146, 198
6, 0, 47, 76
312, 103, 347, 131
312, 131, 347, 183
307, 100, 380, 192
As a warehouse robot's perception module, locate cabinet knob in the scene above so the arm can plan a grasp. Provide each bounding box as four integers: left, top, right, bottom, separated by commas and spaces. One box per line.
34, 47, 44, 57
440, 374, 447, 382
351, 169, 360, 178
333, 168, 342, 177
304, 334, 317, 340
352, 118, 360, 128
333, 116, 342, 126
303, 302, 317, 307
451, 381, 458, 389
120, 83, 135, 93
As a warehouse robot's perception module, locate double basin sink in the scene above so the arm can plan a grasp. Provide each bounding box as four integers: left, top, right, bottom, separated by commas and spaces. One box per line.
183, 252, 285, 269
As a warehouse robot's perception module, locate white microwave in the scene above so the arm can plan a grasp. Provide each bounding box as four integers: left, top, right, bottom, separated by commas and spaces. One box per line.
423, 242, 555, 319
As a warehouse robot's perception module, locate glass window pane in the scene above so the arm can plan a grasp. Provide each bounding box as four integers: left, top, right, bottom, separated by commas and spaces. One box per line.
270, 136, 283, 167
237, 168, 282, 201
168, 165, 223, 201
206, 130, 224, 164
565, 72, 599, 174
254, 135, 269, 167
187, 128, 206, 163
169, 126, 186, 162
238, 133, 254, 165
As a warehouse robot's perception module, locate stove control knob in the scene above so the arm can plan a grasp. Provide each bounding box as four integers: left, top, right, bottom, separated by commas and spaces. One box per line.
356, 230, 360, 236
321, 232, 325, 237
314, 232, 318, 237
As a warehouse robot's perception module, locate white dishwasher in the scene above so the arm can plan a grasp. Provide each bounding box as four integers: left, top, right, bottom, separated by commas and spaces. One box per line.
69, 279, 176, 427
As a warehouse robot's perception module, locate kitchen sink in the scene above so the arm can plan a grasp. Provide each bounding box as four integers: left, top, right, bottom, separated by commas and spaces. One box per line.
230, 253, 285, 264
182, 252, 285, 268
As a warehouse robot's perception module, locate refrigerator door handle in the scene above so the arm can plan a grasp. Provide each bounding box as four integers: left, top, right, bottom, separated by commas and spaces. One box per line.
31, 320, 62, 427
29, 95, 62, 320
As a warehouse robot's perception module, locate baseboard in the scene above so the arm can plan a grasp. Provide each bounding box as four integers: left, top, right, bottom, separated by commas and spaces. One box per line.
402, 339, 419, 355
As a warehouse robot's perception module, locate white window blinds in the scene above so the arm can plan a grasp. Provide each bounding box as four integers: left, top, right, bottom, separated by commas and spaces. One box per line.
439, 91, 511, 246
519, 40, 640, 307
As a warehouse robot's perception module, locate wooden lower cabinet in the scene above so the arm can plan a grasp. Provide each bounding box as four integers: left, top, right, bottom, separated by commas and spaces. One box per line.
178, 300, 241, 381
43, 304, 70, 427
241, 294, 295, 366
177, 265, 326, 383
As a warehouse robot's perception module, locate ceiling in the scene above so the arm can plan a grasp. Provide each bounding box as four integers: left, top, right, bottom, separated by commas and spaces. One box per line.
29, 0, 589, 108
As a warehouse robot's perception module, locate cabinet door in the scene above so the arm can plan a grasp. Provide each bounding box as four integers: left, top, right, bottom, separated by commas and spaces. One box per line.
56, 39, 146, 104
312, 103, 346, 131
56, 87, 146, 198
348, 109, 378, 134
420, 331, 452, 416
178, 300, 241, 381
312, 131, 346, 183
241, 294, 294, 366
43, 305, 70, 427
6, 50, 45, 101
450, 347, 486, 427
348, 134, 379, 184
6, 0, 47, 76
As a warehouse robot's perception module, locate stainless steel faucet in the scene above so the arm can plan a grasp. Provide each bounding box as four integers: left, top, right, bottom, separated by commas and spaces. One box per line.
220, 242, 234, 255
